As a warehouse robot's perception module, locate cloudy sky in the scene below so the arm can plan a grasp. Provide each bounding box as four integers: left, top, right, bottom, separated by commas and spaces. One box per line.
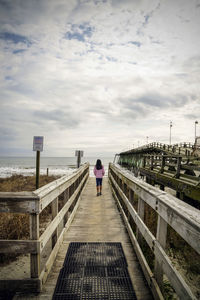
0, 0, 200, 157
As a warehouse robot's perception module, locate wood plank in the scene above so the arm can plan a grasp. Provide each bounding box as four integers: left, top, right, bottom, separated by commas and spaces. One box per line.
0, 192, 39, 213
154, 216, 167, 290
39, 227, 65, 285
157, 194, 200, 255
136, 197, 145, 243
154, 241, 195, 300
0, 240, 39, 254
51, 197, 58, 248
0, 279, 41, 293
35, 163, 89, 212
30, 214, 40, 278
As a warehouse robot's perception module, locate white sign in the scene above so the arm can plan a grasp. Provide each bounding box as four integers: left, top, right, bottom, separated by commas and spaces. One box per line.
33, 136, 44, 152
75, 150, 84, 157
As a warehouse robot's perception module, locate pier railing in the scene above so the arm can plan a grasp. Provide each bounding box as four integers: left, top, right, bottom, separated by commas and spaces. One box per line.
120, 142, 195, 157
0, 163, 89, 292
109, 163, 200, 300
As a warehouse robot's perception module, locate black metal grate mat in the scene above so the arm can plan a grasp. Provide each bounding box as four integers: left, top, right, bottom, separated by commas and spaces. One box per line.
52, 242, 137, 300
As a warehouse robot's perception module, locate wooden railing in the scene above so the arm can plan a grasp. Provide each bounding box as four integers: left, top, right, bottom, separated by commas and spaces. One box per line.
121, 142, 195, 157
0, 163, 89, 293
109, 163, 200, 300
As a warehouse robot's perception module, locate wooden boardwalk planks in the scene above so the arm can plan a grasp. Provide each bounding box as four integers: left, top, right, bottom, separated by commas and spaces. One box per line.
14, 177, 153, 300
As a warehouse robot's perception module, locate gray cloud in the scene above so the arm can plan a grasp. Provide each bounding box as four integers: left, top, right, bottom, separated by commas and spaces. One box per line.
0, 32, 31, 45
118, 93, 189, 114
33, 109, 80, 129
65, 23, 94, 42
185, 114, 199, 120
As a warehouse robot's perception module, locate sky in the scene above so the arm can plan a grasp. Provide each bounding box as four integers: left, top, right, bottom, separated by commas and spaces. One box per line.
0, 0, 200, 157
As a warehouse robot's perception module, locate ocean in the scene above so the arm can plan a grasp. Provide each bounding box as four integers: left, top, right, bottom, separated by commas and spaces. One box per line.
0, 156, 114, 178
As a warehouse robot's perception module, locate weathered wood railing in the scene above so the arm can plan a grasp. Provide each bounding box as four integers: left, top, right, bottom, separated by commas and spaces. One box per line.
0, 163, 89, 292
121, 142, 195, 156
109, 163, 200, 300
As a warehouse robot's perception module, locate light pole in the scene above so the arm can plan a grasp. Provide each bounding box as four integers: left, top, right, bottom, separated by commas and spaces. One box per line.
195, 121, 198, 140
146, 136, 149, 144
169, 121, 172, 145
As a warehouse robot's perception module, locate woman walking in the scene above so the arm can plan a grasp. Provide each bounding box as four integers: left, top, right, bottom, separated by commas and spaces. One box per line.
94, 159, 105, 196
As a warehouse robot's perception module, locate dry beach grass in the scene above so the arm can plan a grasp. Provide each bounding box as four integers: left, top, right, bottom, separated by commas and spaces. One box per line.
0, 175, 58, 264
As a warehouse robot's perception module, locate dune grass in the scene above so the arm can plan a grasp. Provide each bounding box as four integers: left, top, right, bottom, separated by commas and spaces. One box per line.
0, 175, 58, 264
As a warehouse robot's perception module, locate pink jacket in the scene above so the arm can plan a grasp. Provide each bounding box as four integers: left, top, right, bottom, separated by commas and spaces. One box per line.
93, 166, 105, 178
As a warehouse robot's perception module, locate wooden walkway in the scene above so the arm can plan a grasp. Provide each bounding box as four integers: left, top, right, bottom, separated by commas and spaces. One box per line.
14, 177, 153, 300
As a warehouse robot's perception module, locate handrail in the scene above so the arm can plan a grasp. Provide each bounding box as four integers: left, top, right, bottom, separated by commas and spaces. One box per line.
0, 163, 89, 292
108, 163, 200, 300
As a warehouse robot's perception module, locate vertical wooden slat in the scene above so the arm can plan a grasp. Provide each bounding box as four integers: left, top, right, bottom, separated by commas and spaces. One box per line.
63, 188, 69, 204
129, 189, 134, 205
128, 189, 134, 222
160, 156, 165, 173
175, 157, 182, 179
136, 197, 145, 244
154, 215, 167, 290
151, 156, 154, 170
143, 156, 146, 168
30, 214, 40, 278
63, 187, 70, 225
51, 197, 58, 248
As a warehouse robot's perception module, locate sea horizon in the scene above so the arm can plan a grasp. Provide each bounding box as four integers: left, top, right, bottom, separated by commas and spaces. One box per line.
0, 156, 115, 178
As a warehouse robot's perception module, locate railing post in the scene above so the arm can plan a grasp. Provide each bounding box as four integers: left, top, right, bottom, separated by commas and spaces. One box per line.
175, 157, 182, 178
30, 213, 40, 278
154, 215, 167, 290
151, 156, 154, 170
128, 189, 134, 221
136, 197, 144, 244
143, 156, 146, 168
129, 189, 134, 205
63, 188, 70, 225
160, 156, 165, 173
51, 197, 58, 248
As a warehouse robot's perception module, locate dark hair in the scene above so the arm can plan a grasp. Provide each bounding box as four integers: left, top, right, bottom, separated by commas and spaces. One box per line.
96, 159, 102, 170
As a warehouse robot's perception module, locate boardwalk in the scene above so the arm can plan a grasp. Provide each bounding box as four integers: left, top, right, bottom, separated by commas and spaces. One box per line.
14, 177, 153, 300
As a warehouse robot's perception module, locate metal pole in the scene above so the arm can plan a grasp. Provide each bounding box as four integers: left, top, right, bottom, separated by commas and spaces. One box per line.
195, 121, 198, 140
170, 121, 172, 145
36, 151, 40, 189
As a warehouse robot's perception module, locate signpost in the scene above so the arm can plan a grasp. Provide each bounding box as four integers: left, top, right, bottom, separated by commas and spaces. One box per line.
33, 136, 44, 189
75, 150, 84, 168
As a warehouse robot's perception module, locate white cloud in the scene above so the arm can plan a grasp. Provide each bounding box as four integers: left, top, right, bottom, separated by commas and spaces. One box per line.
0, 0, 200, 156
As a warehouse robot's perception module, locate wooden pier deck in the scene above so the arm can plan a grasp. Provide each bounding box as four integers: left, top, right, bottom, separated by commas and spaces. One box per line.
14, 177, 153, 300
